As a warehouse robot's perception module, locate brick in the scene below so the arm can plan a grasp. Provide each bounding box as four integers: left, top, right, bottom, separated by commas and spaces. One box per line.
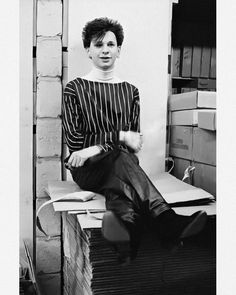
36, 197, 61, 237
36, 118, 62, 157
36, 157, 61, 197
36, 237, 61, 274
37, 77, 62, 117
37, 0, 62, 37
37, 273, 61, 295
37, 36, 62, 76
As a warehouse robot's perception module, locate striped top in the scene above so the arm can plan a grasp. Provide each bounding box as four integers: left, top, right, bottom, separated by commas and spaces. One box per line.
62, 77, 140, 154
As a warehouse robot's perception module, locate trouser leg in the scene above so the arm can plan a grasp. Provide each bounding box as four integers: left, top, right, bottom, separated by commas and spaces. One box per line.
70, 148, 207, 245
71, 148, 170, 218
102, 149, 171, 218
103, 189, 143, 258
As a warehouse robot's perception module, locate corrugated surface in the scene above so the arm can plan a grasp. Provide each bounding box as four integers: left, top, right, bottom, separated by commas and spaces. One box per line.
63, 214, 216, 295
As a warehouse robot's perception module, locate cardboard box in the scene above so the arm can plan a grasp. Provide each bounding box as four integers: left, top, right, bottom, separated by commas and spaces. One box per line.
169, 90, 216, 111
193, 162, 216, 197
172, 47, 181, 77
191, 46, 202, 77
200, 46, 211, 78
193, 128, 216, 166
198, 110, 216, 130
210, 47, 216, 78
169, 126, 193, 160
171, 109, 215, 126
182, 46, 192, 77
198, 79, 216, 90
171, 157, 193, 184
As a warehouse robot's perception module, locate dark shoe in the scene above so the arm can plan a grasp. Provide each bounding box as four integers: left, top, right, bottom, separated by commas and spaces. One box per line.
102, 211, 130, 243
154, 209, 207, 242
180, 211, 207, 239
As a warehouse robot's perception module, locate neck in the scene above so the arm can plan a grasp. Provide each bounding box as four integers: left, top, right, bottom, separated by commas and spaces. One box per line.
82, 66, 123, 83
91, 66, 115, 81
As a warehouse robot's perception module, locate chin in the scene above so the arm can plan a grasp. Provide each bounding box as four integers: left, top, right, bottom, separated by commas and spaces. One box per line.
101, 65, 112, 70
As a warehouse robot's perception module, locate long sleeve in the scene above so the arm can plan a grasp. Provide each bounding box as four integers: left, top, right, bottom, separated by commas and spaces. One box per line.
62, 82, 85, 153
62, 78, 141, 155
128, 87, 140, 133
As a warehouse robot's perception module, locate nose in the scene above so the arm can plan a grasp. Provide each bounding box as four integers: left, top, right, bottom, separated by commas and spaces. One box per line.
102, 44, 109, 54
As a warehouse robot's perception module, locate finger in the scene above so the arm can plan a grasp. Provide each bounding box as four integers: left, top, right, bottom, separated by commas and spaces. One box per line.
78, 158, 85, 167
76, 156, 83, 167
71, 156, 78, 167
68, 154, 73, 164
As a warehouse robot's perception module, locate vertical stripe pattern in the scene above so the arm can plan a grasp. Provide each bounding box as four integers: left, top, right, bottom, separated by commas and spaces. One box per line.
62, 78, 140, 153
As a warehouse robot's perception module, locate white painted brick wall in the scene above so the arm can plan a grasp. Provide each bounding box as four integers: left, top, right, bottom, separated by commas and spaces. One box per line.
37, 0, 62, 37
36, 197, 61, 237
36, 237, 61, 273
38, 273, 61, 295
36, 157, 61, 198
37, 77, 62, 117
37, 36, 62, 76
36, 118, 62, 157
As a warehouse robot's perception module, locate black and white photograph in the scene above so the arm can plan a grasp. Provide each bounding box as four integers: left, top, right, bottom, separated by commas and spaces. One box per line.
0, 0, 233, 294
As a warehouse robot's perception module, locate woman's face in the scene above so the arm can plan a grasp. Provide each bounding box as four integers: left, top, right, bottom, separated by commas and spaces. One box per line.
87, 31, 121, 71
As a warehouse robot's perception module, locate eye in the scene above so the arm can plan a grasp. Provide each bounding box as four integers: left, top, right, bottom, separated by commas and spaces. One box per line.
94, 42, 103, 48
108, 42, 115, 47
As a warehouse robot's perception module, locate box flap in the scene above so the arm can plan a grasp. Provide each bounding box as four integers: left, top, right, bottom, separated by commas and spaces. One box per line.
169, 91, 198, 111
197, 91, 216, 109
198, 110, 216, 130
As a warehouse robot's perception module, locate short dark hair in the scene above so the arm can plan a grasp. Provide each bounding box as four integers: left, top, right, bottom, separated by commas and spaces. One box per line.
82, 17, 124, 48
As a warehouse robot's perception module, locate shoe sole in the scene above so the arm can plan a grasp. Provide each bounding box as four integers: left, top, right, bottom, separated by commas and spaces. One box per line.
180, 211, 207, 239
102, 211, 130, 243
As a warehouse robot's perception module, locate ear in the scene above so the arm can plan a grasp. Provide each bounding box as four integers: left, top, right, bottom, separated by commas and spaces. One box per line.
116, 46, 121, 58
86, 48, 92, 59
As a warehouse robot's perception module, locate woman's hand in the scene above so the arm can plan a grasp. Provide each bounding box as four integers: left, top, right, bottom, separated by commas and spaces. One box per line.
68, 146, 102, 168
120, 131, 143, 153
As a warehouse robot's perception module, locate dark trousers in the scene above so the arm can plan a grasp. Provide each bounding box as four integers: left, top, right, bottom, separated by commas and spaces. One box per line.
71, 148, 170, 239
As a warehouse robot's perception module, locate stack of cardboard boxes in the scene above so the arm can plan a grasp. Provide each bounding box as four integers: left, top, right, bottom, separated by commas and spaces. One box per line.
63, 213, 215, 295
168, 90, 216, 197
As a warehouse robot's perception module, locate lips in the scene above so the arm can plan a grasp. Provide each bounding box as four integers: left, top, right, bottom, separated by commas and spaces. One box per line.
100, 57, 111, 60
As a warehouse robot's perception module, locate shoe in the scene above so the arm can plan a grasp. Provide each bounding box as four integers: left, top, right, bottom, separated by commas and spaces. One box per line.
180, 211, 207, 239
154, 209, 207, 242
102, 211, 130, 243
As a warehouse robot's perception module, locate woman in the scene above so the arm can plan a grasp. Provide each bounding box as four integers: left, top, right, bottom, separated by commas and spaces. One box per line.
62, 17, 207, 263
